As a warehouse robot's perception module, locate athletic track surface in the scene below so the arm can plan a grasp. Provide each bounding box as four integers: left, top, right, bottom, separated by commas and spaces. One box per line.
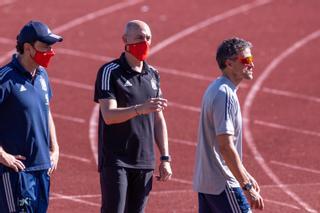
0, 0, 319, 212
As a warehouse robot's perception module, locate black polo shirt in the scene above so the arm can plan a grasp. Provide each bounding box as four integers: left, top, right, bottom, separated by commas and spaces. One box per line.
0, 54, 52, 171
94, 53, 162, 171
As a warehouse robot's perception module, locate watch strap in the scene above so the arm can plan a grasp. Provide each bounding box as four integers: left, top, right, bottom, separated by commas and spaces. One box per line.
242, 182, 253, 191
160, 155, 171, 162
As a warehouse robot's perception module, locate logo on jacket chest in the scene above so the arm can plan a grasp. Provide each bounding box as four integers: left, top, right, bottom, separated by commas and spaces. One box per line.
151, 78, 157, 90
124, 80, 133, 87
39, 76, 48, 91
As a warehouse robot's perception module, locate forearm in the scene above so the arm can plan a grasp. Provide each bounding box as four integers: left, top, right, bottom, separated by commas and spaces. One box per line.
49, 111, 59, 152
223, 148, 250, 184
154, 111, 169, 156
99, 98, 168, 125
217, 135, 250, 186
101, 105, 140, 125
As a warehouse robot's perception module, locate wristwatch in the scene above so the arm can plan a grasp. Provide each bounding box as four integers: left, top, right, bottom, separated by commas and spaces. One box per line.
160, 155, 171, 162
242, 182, 253, 191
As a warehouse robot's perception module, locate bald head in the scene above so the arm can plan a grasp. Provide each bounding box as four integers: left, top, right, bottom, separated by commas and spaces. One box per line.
123, 20, 152, 45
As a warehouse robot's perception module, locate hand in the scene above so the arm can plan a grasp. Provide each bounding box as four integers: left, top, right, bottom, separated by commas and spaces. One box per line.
48, 150, 59, 176
138, 98, 168, 115
244, 188, 264, 210
0, 150, 26, 172
156, 161, 172, 181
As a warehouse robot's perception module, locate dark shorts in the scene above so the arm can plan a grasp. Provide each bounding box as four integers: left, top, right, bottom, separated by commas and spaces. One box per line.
0, 167, 50, 213
100, 166, 153, 213
198, 185, 251, 213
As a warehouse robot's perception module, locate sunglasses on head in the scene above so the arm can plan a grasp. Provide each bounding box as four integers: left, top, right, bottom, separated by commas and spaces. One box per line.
238, 56, 253, 65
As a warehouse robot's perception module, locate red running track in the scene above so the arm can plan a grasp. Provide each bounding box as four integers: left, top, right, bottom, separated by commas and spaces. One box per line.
0, 0, 319, 212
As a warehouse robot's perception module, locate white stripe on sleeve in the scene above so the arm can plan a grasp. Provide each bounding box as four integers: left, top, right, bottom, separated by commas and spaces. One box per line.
101, 63, 119, 91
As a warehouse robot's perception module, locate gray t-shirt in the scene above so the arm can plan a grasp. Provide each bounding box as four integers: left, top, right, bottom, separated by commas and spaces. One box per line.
193, 76, 242, 194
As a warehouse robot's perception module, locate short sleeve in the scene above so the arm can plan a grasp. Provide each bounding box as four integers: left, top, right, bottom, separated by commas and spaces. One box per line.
213, 88, 235, 136
94, 63, 118, 103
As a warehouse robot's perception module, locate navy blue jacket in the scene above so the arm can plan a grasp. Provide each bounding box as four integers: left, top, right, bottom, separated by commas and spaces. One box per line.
0, 55, 52, 171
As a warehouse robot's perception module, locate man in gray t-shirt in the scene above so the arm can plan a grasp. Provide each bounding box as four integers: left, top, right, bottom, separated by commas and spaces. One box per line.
193, 38, 264, 212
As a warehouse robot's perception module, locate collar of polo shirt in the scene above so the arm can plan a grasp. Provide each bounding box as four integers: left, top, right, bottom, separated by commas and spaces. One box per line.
120, 53, 149, 74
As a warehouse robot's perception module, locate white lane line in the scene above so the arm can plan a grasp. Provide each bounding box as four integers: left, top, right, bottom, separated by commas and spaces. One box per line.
1, 36, 319, 105
0, 44, 309, 104
55, 48, 113, 62
55, 47, 319, 102
52, 182, 320, 195
59, 153, 91, 163
151, 189, 194, 195
52, 113, 86, 124
172, 117, 320, 145
0, 49, 15, 64
0, 37, 15, 44
169, 104, 320, 138
55, 47, 320, 104
53, 0, 144, 33
261, 182, 320, 189
170, 178, 193, 185
243, 29, 320, 213
50, 192, 100, 207
170, 138, 197, 147
169, 102, 200, 112
270, 161, 320, 175
0, 0, 145, 65
51, 77, 93, 91
50, 194, 100, 199
254, 120, 320, 137
49, 74, 320, 139
262, 87, 320, 103
2, 41, 315, 104
49, 75, 320, 139
160, 66, 212, 82
149, 0, 272, 55
55, 47, 215, 82
263, 199, 301, 210
0, 0, 16, 7
171, 103, 320, 138
49, 190, 302, 210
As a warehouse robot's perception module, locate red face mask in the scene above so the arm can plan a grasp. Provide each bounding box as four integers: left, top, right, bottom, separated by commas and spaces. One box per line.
125, 41, 149, 61
32, 48, 55, 68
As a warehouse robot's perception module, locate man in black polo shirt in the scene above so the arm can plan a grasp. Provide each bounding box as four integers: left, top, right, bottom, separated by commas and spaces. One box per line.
94, 20, 172, 213
0, 20, 61, 212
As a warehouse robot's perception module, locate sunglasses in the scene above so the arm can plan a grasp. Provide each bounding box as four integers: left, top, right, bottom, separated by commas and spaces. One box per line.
238, 56, 253, 65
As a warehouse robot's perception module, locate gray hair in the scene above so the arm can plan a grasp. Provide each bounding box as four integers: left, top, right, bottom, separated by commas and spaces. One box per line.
123, 20, 150, 37
216, 37, 252, 70
124, 21, 140, 36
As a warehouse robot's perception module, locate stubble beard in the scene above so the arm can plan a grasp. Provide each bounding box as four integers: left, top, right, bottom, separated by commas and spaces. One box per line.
244, 69, 253, 80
